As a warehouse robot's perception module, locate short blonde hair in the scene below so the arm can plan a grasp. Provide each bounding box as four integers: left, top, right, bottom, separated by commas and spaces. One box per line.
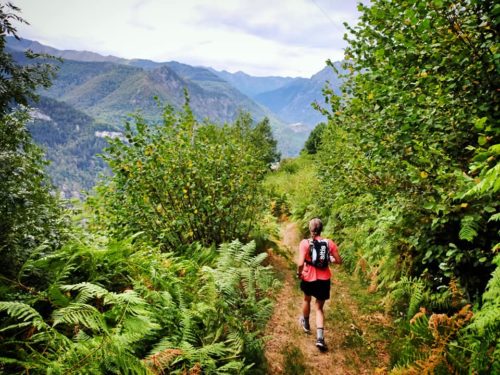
309, 218, 323, 236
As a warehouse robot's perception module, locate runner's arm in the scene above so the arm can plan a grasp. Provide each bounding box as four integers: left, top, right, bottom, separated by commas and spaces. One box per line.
329, 240, 342, 265
296, 240, 307, 277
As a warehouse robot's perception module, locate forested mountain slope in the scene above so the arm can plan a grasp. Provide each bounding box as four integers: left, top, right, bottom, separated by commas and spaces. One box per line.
27, 96, 110, 196
7, 37, 279, 126
8, 37, 342, 154
36, 56, 274, 128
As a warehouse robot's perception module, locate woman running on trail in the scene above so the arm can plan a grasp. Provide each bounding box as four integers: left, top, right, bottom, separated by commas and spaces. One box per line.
297, 218, 341, 351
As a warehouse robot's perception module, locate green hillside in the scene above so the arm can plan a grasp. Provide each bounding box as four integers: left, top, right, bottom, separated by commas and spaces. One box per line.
7, 37, 326, 155
27, 96, 112, 196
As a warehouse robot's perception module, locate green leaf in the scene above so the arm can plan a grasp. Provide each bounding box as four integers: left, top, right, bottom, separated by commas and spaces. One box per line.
489, 144, 500, 155
474, 117, 487, 130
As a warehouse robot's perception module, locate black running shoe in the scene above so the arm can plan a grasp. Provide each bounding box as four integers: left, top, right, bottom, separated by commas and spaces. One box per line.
299, 317, 311, 334
316, 337, 327, 352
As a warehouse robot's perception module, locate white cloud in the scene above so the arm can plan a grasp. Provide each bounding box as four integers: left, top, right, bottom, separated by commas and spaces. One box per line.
12, 0, 361, 77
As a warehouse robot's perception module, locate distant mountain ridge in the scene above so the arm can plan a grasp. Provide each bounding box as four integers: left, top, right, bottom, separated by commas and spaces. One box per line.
8, 37, 344, 129
8, 37, 345, 196
7, 37, 279, 128
7, 38, 128, 64
209, 69, 296, 98
209, 64, 345, 126
254, 63, 344, 125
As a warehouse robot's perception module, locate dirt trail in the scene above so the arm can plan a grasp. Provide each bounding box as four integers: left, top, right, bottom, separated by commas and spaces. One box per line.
264, 221, 391, 375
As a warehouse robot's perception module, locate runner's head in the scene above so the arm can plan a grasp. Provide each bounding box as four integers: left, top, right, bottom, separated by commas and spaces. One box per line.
309, 218, 323, 237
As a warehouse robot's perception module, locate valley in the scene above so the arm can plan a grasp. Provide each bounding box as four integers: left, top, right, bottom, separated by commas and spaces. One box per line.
7, 36, 343, 197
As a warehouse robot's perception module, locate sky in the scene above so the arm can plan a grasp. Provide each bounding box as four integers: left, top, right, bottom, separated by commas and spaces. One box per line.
12, 0, 363, 78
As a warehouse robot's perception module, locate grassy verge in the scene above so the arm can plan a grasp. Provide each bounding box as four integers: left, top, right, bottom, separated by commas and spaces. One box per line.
329, 269, 393, 372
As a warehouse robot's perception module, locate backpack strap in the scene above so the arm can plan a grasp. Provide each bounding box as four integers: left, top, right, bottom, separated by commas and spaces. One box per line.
304, 239, 314, 266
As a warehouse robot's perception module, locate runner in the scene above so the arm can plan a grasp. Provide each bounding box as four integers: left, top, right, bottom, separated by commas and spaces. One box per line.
297, 218, 341, 351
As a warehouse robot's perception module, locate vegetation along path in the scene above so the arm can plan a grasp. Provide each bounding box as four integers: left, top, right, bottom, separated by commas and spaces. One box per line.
264, 221, 392, 375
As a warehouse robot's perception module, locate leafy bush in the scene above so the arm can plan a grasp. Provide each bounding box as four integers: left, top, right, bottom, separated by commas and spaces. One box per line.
89, 101, 272, 250
0, 103, 67, 281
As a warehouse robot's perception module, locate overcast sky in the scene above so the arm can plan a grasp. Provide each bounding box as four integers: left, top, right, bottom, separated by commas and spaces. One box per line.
12, 0, 363, 78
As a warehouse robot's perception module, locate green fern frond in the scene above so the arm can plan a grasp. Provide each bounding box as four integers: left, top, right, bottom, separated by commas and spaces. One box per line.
60, 282, 109, 304
489, 212, 500, 222
74, 330, 93, 342
111, 289, 145, 307
467, 254, 500, 338
389, 277, 427, 319
179, 308, 198, 344
122, 315, 160, 340
463, 161, 500, 198
409, 311, 433, 342
254, 298, 274, 321
408, 280, 426, 319
459, 215, 481, 242
0, 301, 48, 330
216, 360, 247, 374
101, 340, 150, 375
52, 303, 107, 332
430, 289, 453, 311
249, 252, 268, 268
148, 337, 176, 355
226, 331, 245, 353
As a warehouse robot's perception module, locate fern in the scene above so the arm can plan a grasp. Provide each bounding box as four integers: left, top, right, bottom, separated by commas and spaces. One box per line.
408, 281, 426, 320
389, 277, 427, 319
1, 235, 277, 374
468, 254, 500, 335
459, 215, 481, 242
462, 161, 500, 198
52, 303, 107, 332
0, 301, 48, 331
60, 282, 109, 303
179, 307, 198, 344
459, 254, 500, 372
409, 308, 433, 343
489, 212, 500, 222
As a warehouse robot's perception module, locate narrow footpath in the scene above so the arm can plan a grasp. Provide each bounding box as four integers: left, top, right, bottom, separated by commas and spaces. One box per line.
264, 221, 392, 375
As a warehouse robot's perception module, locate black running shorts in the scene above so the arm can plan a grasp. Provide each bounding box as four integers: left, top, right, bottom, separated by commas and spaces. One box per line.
300, 279, 331, 301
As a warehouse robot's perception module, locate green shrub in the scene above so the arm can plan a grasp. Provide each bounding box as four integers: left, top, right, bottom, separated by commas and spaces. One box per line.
89, 102, 271, 250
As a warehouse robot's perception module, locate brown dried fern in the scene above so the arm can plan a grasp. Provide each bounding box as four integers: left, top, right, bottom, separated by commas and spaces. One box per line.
143, 348, 184, 374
